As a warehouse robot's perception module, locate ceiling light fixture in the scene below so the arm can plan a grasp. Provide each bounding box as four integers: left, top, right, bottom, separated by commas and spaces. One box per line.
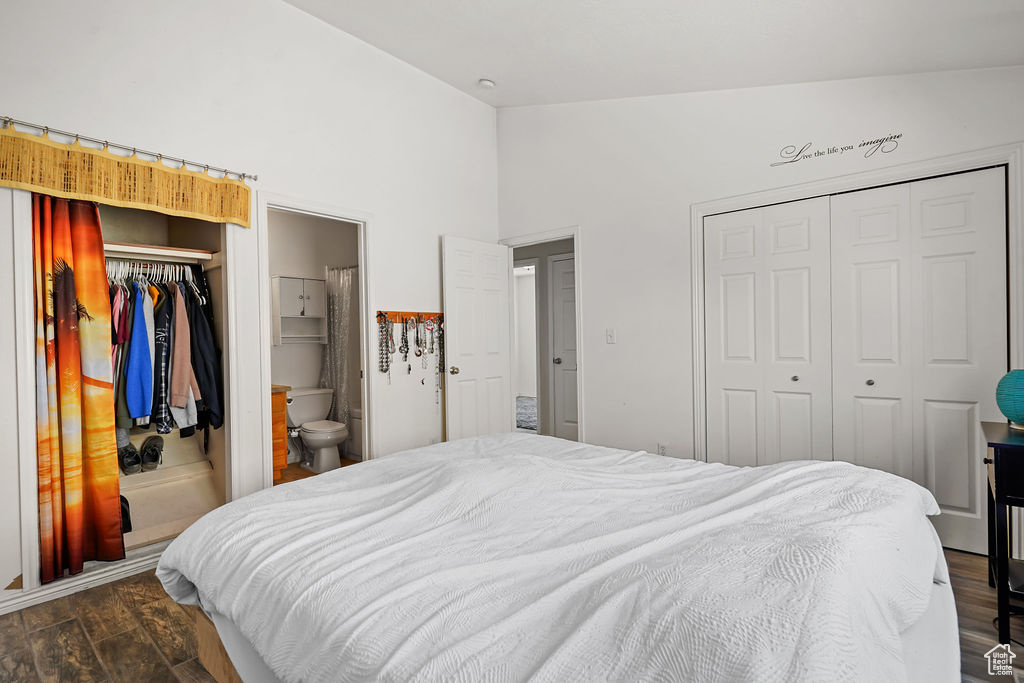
477, 78, 496, 89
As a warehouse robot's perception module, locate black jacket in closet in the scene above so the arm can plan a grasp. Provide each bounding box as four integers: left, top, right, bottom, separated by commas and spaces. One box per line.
151, 283, 174, 434
184, 283, 223, 430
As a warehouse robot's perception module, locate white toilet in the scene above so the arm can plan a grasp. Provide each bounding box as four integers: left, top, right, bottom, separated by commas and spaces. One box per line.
285, 388, 349, 474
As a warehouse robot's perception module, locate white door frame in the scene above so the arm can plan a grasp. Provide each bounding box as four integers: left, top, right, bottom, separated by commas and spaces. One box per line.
547, 252, 577, 439
691, 143, 1024, 465
255, 192, 375, 488
512, 257, 541, 414
500, 226, 585, 442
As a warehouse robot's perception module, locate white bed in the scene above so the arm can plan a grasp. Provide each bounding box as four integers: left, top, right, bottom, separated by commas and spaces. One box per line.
157, 434, 959, 682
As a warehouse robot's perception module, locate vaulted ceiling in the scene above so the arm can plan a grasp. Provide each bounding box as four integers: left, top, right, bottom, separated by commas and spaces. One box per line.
283, 0, 1024, 107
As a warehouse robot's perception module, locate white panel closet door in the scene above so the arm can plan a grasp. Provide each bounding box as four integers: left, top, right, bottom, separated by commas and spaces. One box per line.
911, 168, 1006, 553
830, 185, 915, 478
704, 198, 832, 466
831, 168, 1006, 553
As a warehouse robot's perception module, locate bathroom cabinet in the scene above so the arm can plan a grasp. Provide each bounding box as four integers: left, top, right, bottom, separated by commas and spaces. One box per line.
271, 276, 327, 344
271, 386, 289, 482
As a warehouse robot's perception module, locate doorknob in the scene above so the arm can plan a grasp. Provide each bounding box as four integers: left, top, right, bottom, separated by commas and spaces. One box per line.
449, 366, 460, 375
866, 379, 875, 386
553, 357, 563, 365
791, 375, 799, 382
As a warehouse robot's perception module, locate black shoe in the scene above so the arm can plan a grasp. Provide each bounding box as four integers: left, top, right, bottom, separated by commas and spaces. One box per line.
118, 444, 141, 474
140, 436, 164, 472
120, 495, 132, 533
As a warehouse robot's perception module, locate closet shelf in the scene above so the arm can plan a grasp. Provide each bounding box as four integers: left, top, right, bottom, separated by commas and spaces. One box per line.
119, 459, 213, 493
104, 241, 216, 264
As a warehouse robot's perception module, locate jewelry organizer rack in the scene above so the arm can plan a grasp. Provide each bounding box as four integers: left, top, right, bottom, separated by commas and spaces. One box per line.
376, 311, 447, 439
376, 311, 443, 323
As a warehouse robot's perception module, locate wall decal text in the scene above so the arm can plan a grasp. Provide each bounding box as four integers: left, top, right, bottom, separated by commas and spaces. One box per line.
771, 133, 903, 167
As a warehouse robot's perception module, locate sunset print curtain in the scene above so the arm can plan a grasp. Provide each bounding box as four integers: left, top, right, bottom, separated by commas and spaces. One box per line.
33, 195, 123, 582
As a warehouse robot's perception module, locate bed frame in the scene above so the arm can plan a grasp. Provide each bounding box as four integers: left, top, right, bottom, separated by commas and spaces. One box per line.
195, 609, 243, 683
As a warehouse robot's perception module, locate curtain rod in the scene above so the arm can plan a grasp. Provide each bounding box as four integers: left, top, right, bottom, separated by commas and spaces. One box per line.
1, 115, 258, 182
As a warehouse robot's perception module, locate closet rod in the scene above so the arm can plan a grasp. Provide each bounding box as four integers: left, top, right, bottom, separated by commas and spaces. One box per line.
1, 115, 258, 182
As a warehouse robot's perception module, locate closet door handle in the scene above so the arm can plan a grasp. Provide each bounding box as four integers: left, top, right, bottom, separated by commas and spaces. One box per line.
449, 366, 460, 375
553, 357, 563, 365
866, 379, 875, 386
791, 375, 799, 382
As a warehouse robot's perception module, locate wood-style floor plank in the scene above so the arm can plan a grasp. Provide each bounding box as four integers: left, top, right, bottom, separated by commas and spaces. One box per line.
110, 571, 169, 610
173, 658, 217, 683
93, 627, 177, 683
74, 583, 136, 642
20, 596, 74, 633
27, 618, 107, 683
133, 597, 197, 666
0, 612, 27, 656
0, 646, 38, 683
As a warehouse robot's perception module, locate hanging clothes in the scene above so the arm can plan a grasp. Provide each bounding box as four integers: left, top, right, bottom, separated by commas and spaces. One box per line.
33, 194, 124, 583
114, 284, 135, 430
151, 282, 174, 434
105, 261, 222, 441
185, 279, 223, 430
125, 281, 153, 421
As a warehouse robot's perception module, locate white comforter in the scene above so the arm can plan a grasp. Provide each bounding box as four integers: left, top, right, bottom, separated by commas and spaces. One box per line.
157, 434, 943, 683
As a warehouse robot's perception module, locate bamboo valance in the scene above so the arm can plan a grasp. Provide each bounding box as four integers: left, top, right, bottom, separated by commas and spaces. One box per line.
0, 125, 251, 227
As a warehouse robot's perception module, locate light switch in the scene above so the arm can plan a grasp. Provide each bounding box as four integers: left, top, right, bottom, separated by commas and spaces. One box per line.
605, 328, 616, 344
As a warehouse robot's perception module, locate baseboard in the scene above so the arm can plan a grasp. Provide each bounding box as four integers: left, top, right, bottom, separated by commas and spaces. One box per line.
0, 540, 169, 615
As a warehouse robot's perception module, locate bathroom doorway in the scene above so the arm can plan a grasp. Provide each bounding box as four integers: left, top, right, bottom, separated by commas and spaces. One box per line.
265, 207, 366, 485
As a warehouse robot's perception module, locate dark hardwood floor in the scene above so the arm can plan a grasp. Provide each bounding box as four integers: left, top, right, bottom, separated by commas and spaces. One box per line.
274, 458, 359, 486
0, 547, 1013, 681
946, 548, 1024, 681
0, 570, 212, 682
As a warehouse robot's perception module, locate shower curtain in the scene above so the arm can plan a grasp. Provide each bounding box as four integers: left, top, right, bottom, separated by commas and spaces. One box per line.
319, 266, 354, 427
34, 195, 124, 582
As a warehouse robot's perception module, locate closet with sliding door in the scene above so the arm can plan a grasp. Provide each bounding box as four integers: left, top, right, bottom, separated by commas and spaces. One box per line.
703, 166, 1007, 553
0, 121, 254, 612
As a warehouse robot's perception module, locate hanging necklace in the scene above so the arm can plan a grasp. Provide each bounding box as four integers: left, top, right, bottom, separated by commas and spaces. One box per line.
377, 313, 391, 375
399, 317, 410, 361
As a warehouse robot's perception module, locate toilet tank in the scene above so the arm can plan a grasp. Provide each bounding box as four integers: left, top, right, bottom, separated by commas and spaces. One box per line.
286, 387, 334, 426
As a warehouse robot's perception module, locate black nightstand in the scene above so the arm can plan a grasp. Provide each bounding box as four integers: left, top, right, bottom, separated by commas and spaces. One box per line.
982, 421, 1024, 644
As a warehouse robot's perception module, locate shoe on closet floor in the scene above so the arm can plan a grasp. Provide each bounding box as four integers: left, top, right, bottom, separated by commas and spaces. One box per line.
141, 435, 164, 471
118, 444, 141, 475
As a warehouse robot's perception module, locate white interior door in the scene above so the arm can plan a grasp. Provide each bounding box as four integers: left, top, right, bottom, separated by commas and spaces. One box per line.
442, 235, 513, 440
831, 168, 1006, 553
912, 169, 1006, 553
831, 184, 916, 478
704, 197, 832, 466
549, 254, 578, 441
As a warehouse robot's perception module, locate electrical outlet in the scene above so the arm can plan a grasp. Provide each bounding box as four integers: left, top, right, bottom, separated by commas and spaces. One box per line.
656, 443, 667, 456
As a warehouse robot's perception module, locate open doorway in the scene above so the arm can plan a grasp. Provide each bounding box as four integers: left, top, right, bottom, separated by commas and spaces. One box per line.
267, 209, 365, 484
513, 261, 539, 432
511, 238, 578, 441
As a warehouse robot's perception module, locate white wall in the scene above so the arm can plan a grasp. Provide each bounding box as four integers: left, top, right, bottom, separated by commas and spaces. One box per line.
513, 269, 537, 398
0, 0, 498, 481
498, 66, 1024, 456
268, 209, 362, 412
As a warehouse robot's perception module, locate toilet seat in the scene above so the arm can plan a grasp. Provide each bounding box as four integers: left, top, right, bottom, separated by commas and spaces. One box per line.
301, 419, 347, 434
